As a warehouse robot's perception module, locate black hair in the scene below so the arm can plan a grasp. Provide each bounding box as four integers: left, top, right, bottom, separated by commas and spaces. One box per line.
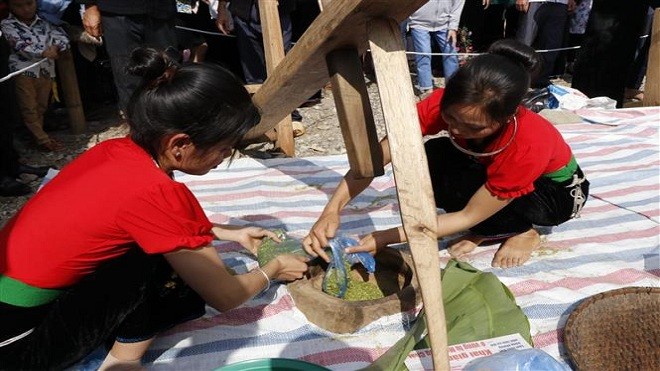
125, 48, 260, 158
441, 39, 542, 123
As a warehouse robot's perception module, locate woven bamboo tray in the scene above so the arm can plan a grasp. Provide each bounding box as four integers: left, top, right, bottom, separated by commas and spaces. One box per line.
563, 286, 660, 371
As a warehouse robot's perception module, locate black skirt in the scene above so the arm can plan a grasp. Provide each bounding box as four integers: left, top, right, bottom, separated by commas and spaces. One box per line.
0, 247, 205, 370
425, 137, 590, 237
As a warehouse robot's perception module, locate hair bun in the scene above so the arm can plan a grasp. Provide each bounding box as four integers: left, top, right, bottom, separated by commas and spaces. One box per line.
125, 47, 172, 83
488, 39, 542, 76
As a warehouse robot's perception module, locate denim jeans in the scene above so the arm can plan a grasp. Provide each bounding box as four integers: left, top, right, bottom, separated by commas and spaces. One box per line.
410, 28, 459, 90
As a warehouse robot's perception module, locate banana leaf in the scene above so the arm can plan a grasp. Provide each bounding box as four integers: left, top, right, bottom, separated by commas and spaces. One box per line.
364, 259, 532, 371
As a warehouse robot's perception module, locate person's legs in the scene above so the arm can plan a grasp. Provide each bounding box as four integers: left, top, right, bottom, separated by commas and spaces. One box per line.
100, 338, 154, 370
0, 248, 158, 369
483, 4, 506, 49
572, 0, 648, 107
0, 38, 21, 180
102, 14, 145, 113
97, 252, 205, 370
14, 75, 52, 147
425, 138, 589, 267
233, 5, 267, 84
144, 16, 178, 51
533, 3, 568, 87
458, 0, 487, 51
411, 28, 433, 91
516, 2, 540, 46
492, 167, 589, 268
625, 6, 654, 96
432, 30, 459, 81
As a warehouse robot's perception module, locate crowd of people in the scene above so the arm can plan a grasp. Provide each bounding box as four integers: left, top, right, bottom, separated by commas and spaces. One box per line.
0, 0, 656, 369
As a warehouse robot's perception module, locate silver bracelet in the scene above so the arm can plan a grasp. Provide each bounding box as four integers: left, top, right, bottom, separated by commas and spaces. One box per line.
254, 267, 270, 293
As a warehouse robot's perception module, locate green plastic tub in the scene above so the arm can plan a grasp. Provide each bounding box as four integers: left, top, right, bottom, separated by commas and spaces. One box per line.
215, 358, 330, 371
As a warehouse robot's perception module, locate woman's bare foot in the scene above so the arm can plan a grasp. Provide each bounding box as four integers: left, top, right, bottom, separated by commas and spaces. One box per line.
447, 234, 486, 259
624, 88, 644, 101
491, 229, 540, 268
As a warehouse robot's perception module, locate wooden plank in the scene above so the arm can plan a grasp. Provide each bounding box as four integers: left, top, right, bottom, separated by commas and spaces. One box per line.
258, 0, 294, 156
245, 84, 262, 94
327, 49, 383, 178
643, 8, 660, 107
56, 49, 86, 134
245, 0, 428, 140
368, 18, 449, 370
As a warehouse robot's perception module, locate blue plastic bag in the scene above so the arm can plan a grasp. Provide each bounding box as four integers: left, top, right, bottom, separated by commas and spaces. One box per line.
463, 349, 570, 371
322, 236, 376, 298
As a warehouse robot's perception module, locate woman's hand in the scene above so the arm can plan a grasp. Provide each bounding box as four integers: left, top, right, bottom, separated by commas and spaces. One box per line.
344, 227, 406, 255
302, 211, 341, 262
236, 227, 280, 254
213, 225, 280, 255
344, 233, 379, 255
268, 254, 309, 281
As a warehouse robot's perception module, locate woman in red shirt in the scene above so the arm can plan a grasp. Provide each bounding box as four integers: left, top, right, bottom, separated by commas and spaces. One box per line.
303, 39, 589, 269
0, 48, 309, 369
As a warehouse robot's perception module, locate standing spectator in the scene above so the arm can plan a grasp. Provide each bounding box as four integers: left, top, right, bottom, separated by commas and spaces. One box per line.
515, 0, 576, 88
458, 0, 489, 52
565, 0, 592, 74
1, 0, 69, 151
625, 4, 656, 102
409, 0, 465, 97
460, 0, 519, 52
571, 0, 650, 107
0, 33, 51, 196
483, 0, 518, 46
215, 0, 304, 123
214, 0, 295, 85
79, 0, 178, 117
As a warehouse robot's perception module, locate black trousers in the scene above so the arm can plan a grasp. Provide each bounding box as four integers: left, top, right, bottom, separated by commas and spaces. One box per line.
516, 2, 569, 88
571, 0, 649, 107
232, 3, 292, 84
0, 38, 21, 179
101, 13, 177, 112
425, 137, 589, 237
0, 248, 205, 371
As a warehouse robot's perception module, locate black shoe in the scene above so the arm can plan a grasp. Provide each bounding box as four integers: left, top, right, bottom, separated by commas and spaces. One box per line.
0, 176, 31, 197
291, 109, 303, 122
17, 164, 51, 178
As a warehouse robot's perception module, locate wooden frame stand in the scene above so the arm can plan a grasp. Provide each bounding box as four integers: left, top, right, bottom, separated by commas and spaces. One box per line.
245, 0, 450, 368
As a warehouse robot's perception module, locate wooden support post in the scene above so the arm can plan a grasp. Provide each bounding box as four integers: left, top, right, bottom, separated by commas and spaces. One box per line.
317, 0, 331, 12
368, 18, 449, 370
258, 0, 294, 156
643, 8, 660, 107
245, 0, 427, 140
56, 49, 86, 134
327, 49, 383, 178
245, 84, 262, 94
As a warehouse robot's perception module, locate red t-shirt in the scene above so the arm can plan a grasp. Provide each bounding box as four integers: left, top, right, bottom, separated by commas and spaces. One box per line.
417, 89, 573, 198
0, 138, 214, 289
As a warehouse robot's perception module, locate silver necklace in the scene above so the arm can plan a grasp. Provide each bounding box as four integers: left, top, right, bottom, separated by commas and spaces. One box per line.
448, 116, 518, 158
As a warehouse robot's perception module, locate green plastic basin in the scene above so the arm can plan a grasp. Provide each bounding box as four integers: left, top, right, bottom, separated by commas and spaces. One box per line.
215, 358, 330, 371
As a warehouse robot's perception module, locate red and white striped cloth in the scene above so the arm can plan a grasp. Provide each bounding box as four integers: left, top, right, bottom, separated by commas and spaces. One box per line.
145, 107, 660, 370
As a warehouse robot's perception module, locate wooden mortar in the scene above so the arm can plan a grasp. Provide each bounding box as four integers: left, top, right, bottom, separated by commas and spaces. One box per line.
288, 247, 421, 333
